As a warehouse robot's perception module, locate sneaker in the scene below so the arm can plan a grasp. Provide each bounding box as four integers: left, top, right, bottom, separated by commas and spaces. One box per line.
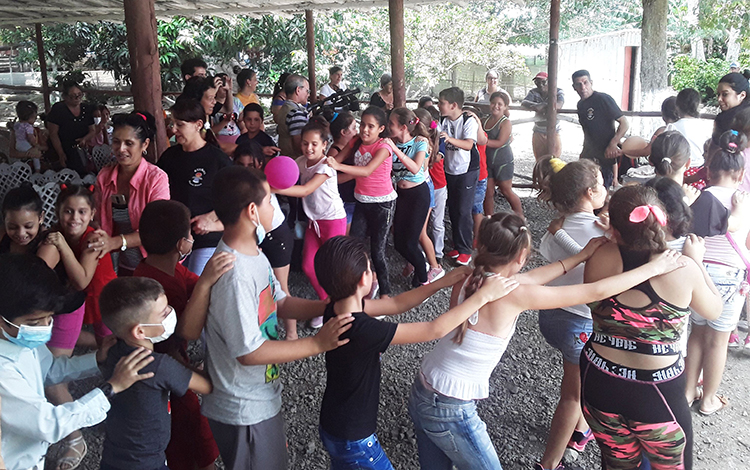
447, 250, 460, 259
456, 253, 472, 266
567, 428, 594, 453
310, 316, 324, 329
744, 335, 750, 356
402, 263, 414, 277
738, 320, 749, 332
533, 464, 565, 470
427, 266, 446, 283
729, 333, 741, 349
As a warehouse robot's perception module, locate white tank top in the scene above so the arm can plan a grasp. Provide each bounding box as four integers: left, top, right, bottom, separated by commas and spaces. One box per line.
420, 279, 517, 400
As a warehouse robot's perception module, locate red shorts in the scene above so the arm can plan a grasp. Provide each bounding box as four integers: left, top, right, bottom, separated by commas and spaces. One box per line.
166, 390, 220, 469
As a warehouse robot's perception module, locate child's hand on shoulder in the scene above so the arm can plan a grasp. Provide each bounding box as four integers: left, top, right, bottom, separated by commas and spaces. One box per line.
107, 347, 155, 394
200, 251, 235, 286
383, 138, 397, 151
682, 234, 705, 263
476, 274, 520, 303
650, 249, 688, 275
439, 266, 472, 288
580, 236, 608, 260
326, 157, 340, 171
44, 231, 72, 253
314, 313, 354, 352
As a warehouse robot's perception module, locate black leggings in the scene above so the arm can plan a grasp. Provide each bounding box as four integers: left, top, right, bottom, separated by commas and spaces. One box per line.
351, 200, 395, 295
580, 346, 693, 470
394, 183, 430, 286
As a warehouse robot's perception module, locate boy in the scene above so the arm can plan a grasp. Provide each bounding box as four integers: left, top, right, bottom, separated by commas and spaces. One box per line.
438, 87, 480, 265
315, 236, 518, 467
98, 277, 213, 470
235, 103, 280, 156
196, 166, 353, 470
0, 254, 153, 470
134, 200, 236, 470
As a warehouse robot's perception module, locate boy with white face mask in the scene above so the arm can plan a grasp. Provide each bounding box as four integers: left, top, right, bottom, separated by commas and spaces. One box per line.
98, 277, 214, 470
0, 254, 154, 470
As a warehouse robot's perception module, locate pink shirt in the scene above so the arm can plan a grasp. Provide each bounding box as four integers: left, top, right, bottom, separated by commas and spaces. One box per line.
96, 157, 170, 257
353, 139, 396, 203
740, 148, 750, 193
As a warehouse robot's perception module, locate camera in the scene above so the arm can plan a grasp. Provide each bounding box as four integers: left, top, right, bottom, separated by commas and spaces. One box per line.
310, 88, 361, 116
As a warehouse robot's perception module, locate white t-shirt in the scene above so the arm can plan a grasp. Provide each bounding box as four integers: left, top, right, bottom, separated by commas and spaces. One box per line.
666, 118, 711, 168
539, 212, 605, 318
270, 194, 285, 231
298, 157, 346, 221
319, 83, 342, 98
439, 114, 478, 175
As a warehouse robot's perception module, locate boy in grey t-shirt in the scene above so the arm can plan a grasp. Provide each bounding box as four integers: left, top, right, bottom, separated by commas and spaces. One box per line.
201, 166, 353, 470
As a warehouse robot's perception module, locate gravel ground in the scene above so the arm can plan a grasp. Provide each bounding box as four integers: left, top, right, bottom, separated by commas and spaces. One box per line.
57, 119, 750, 470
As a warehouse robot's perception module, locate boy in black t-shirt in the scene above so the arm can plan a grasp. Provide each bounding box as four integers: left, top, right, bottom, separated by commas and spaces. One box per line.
572, 70, 629, 188
99, 278, 213, 470
314, 236, 518, 468
235, 103, 280, 157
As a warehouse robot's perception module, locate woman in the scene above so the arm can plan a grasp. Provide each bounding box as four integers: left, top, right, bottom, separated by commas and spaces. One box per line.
157, 99, 232, 275
370, 73, 394, 111
475, 70, 512, 105
271, 72, 292, 122
236, 68, 260, 106
90, 111, 170, 276
582, 185, 721, 469
708, 73, 750, 162
47, 81, 96, 175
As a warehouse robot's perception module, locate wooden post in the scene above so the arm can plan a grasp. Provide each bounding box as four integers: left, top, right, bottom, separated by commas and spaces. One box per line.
123, 0, 168, 161
546, 0, 561, 154
34, 23, 50, 113
305, 10, 317, 103
389, 0, 406, 108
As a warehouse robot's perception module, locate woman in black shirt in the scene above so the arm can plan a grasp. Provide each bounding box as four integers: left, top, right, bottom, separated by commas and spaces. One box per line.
47, 81, 96, 175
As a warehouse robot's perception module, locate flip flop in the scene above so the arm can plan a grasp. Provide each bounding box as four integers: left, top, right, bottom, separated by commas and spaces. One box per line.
689, 387, 703, 407
699, 395, 729, 416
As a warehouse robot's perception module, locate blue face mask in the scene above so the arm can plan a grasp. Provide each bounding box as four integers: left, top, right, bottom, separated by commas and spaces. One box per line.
2, 316, 53, 349
254, 216, 266, 245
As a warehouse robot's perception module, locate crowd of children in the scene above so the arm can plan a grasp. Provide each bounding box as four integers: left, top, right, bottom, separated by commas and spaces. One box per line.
0, 64, 748, 470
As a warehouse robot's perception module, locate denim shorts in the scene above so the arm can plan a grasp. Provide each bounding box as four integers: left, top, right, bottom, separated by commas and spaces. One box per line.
319, 427, 394, 470
473, 178, 488, 215
344, 201, 357, 225
691, 263, 747, 332
539, 308, 593, 364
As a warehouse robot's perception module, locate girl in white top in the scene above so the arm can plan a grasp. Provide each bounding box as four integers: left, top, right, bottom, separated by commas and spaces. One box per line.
669, 88, 712, 168
276, 117, 346, 327
408, 212, 687, 470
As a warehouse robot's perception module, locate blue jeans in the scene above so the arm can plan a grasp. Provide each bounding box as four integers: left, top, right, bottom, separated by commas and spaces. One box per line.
319, 427, 394, 470
408, 377, 502, 470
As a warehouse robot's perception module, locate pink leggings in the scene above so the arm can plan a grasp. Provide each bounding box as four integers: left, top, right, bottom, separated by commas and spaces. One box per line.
47, 302, 86, 350
302, 218, 347, 300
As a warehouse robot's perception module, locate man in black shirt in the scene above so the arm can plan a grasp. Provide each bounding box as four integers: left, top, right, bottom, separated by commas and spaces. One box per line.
573, 70, 629, 188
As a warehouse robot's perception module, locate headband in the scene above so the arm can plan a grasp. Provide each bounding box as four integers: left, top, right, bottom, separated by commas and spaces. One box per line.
430, 121, 437, 129
331, 112, 339, 123
549, 157, 567, 174
136, 112, 147, 121
629, 205, 667, 226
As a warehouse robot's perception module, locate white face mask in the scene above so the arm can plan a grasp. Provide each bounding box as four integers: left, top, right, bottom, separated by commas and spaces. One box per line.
139, 307, 177, 343
94, 117, 102, 125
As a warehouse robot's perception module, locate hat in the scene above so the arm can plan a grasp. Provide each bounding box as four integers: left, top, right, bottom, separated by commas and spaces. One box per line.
730, 62, 739, 68
533, 72, 548, 81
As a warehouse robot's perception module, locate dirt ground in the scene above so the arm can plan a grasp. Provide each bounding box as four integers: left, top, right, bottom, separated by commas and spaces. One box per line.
50, 117, 750, 470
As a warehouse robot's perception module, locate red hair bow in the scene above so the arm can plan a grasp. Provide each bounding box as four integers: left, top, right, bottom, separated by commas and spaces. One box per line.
629, 205, 667, 226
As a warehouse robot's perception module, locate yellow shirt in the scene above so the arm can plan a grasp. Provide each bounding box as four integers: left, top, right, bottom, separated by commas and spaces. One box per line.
236, 92, 260, 106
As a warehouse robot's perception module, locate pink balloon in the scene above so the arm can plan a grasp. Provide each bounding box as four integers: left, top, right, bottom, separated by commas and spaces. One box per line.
264, 156, 300, 190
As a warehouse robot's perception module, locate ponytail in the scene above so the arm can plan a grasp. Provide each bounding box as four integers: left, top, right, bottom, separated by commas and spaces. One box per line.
708, 130, 747, 180
649, 131, 690, 177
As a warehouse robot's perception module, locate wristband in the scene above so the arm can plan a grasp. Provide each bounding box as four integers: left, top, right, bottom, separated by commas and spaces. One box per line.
558, 259, 568, 275
120, 234, 128, 252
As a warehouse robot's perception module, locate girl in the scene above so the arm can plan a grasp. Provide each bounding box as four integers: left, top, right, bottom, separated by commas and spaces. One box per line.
644, 177, 693, 252
234, 143, 296, 339
236, 68, 260, 106
158, 99, 233, 275
650, 130, 692, 183
483, 91, 523, 217
408, 211, 689, 470
582, 185, 721, 469
90, 104, 111, 147
686, 131, 750, 416
1, 185, 58, 267
90, 111, 170, 276
13, 101, 43, 171
326, 110, 358, 233
536, 159, 607, 470
278, 118, 347, 327
329, 106, 395, 297
671, 88, 711, 177
385, 107, 432, 287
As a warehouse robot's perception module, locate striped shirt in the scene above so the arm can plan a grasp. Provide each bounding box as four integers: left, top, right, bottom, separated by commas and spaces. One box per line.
703, 186, 750, 270
285, 101, 309, 137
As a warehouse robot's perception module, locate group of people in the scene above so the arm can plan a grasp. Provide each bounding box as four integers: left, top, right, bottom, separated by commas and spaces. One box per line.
0, 57, 749, 470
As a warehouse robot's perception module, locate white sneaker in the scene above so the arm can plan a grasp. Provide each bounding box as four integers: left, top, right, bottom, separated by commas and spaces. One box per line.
310, 316, 324, 329
427, 266, 445, 283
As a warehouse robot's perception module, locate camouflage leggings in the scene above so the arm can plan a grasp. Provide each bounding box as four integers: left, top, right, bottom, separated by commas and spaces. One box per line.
580, 348, 692, 470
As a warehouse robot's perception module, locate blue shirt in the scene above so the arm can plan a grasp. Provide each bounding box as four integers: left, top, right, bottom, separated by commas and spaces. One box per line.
0, 340, 109, 470
393, 137, 428, 184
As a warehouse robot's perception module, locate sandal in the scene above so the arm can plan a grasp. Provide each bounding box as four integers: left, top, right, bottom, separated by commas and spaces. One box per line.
689, 387, 703, 407
56, 435, 87, 470
699, 395, 729, 416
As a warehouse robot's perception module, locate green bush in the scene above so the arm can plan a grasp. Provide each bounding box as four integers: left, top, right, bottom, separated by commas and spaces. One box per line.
671, 55, 729, 104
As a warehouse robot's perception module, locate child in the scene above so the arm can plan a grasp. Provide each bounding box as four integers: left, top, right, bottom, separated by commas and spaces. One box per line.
234, 143, 297, 339
134, 200, 235, 470
91, 104, 111, 147
190, 166, 353, 470
276, 118, 347, 327
0, 253, 153, 470
328, 106, 396, 297
236, 103, 279, 156
464, 107, 491, 240
437, 87, 479, 266
408, 211, 697, 470
315, 235, 519, 468
98, 277, 213, 470
14, 100, 42, 171
483, 91, 523, 218
384, 107, 433, 287
327, 111, 358, 232
1, 185, 59, 267
685, 130, 750, 416
424, 106, 448, 264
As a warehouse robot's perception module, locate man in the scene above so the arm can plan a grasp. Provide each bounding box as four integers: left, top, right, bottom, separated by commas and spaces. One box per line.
730, 62, 741, 73
572, 70, 629, 188
522, 71, 565, 160
181, 58, 208, 83
276, 74, 310, 157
